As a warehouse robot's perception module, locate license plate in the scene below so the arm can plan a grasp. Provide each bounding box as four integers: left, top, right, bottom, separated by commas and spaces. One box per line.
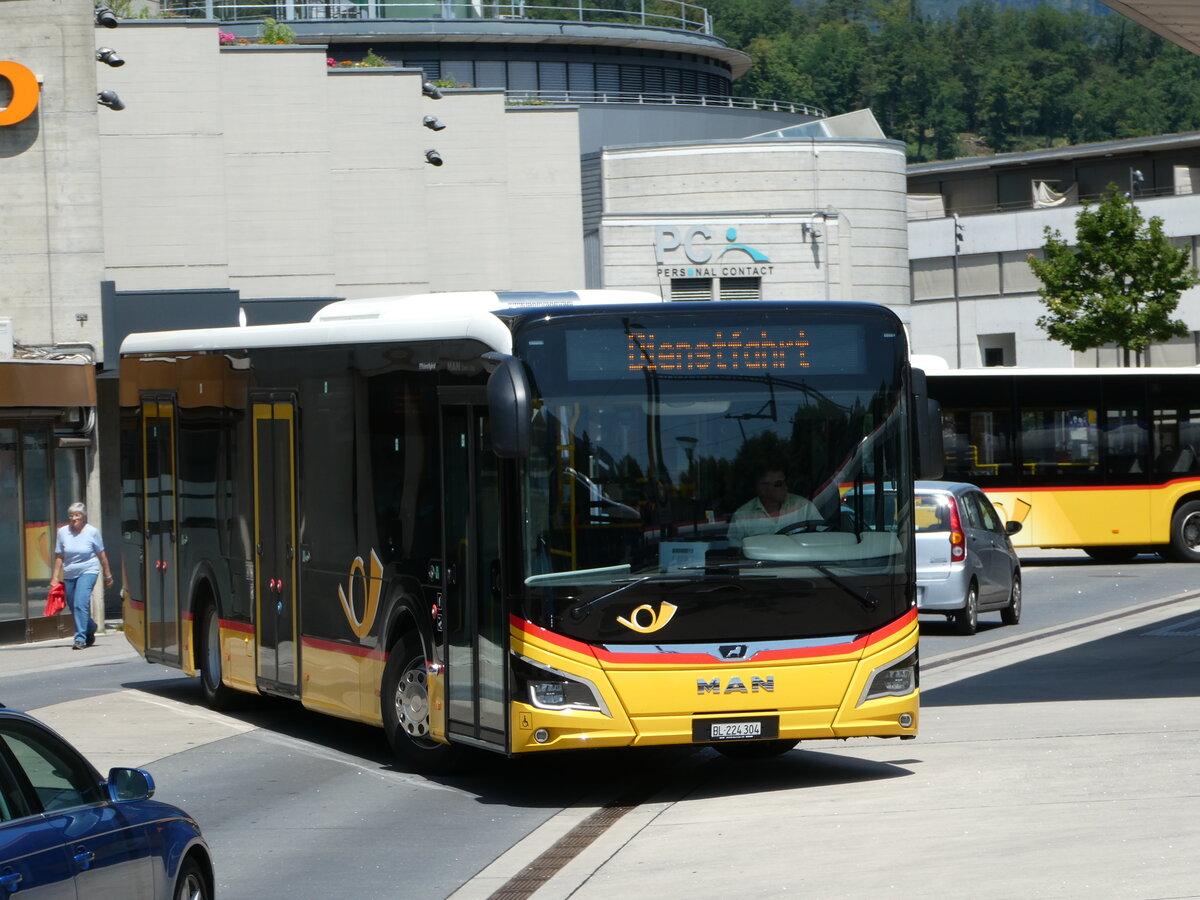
692, 716, 780, 742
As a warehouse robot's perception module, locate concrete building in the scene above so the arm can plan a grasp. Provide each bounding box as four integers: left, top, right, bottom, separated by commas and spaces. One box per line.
907, 133, 1200, 368
598, 113, 909, 310
1, 0, 107, 641
4, 0, 1195, 643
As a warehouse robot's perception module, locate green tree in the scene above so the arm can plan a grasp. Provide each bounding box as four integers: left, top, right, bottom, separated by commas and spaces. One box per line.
1029, 187, 1198, 365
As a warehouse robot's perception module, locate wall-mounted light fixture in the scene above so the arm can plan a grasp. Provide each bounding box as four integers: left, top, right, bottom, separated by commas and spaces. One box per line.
422, 81, 443, 100
425, 149, 443, 166
94, 6, 119, 27
97, 90, 125, 110
423, 115, 445, 131
96, 47, 124, 67
802, 222, 822, 239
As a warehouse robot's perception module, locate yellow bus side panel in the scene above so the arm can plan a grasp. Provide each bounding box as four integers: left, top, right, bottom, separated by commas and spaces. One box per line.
122, 597, 145, 653
986, 481, 1200, 548
180, 616, 195, 678
297, 642, 385, 726
221, 626, 258, 693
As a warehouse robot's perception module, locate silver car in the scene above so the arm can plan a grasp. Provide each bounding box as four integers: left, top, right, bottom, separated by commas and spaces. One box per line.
915, 480, 1022, 635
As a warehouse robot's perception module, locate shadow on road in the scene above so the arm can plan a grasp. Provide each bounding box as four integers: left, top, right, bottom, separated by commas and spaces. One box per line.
922, 606, 1200, 708
121, 673, 915, 806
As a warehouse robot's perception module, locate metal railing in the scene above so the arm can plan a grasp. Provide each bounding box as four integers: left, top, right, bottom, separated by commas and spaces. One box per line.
504, 90, 825, 118
166, 0, 713, 33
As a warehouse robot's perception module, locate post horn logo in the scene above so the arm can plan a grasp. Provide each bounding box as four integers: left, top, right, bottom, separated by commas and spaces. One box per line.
616, 601, 678, 634
338, 549, 382, 639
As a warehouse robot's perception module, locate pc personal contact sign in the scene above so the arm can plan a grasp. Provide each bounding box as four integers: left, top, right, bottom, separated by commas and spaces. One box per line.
654, 225, 774, 278
0, 61, 39, 126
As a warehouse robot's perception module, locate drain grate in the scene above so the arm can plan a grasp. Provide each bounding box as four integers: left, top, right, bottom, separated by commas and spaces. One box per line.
488, 791, 649, 899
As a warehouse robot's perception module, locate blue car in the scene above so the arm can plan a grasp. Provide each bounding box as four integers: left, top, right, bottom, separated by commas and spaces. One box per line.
0, 706, 214, 899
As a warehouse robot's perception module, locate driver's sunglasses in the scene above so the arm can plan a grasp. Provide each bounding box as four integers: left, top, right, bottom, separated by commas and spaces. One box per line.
759, 480, 786, 488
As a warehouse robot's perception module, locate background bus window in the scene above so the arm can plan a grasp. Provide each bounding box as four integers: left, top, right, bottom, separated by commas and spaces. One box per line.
941, 408, 1014, 484
1020, 407, 1098, 478
1016, 377, 1100, 484
1103, 408, 1148, 480
1151, 407, 1200, 476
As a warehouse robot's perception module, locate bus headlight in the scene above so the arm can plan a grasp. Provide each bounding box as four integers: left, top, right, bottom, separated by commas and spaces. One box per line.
858, 649, 918, 706
512, 656, 611, 715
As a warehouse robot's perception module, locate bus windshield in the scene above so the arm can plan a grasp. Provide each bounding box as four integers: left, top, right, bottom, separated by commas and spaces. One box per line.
513, 306, 913, 641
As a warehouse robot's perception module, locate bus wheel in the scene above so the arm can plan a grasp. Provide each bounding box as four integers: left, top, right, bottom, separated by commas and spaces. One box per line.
1084, 546, 1137, 563
954, 583, 979, 635
382, 635, 461, 774
199, 604, 233, 710
714, 739, 798, 760
1168, 501, 1200, 562
1001, 573, 1021, 626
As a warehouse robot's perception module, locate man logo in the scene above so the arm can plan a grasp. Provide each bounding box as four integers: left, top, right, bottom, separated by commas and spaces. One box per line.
0, 61, 39, 127
719, 645, 748, 659
697, 676, 774, 695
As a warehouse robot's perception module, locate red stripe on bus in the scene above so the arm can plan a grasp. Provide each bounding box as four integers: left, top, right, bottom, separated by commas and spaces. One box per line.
509, 609, 916, 665
301, 635, 387, 660
221, 619, 255, 635
982, 477, 1200, 493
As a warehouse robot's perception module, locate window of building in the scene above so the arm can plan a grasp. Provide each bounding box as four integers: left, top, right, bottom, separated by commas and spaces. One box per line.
670, 278, 711, 301
911, 257, 953, 301
718, 277, 760, 301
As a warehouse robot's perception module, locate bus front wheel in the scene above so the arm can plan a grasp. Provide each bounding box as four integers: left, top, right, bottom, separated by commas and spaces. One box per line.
382, 635, 461, 774
1168, 501, 1200, 562
199, 603, 233, 711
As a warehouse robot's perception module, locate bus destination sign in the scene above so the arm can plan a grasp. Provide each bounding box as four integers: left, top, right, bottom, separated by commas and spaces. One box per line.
559, 321, 868, 380
625, 329, 809, 373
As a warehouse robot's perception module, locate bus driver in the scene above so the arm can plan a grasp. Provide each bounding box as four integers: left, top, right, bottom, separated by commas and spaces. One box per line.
726, 464, 821, 548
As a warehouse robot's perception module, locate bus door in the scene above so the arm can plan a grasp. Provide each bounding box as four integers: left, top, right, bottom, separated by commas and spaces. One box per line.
252, 396, 300, 697
142, 396, 179, 665
438, 390, 508, 752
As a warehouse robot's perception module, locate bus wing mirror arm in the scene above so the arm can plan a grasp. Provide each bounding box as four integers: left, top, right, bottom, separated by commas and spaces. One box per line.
485, 353, 532, 459
911, 367, 944, 480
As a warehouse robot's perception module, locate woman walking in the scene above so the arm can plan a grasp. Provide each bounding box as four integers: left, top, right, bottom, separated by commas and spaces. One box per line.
51, 502, 113, 650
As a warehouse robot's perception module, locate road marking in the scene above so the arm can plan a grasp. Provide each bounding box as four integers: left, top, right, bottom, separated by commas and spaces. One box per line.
32, 689, 254, 772
31, 688, 469, 796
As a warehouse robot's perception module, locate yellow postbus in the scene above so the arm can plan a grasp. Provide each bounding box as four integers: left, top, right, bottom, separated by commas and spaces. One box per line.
928, 366, 1200, 563
119, 292, 939, 770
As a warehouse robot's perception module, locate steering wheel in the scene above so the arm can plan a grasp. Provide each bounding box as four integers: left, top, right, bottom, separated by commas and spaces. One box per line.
776, 520, 831, 535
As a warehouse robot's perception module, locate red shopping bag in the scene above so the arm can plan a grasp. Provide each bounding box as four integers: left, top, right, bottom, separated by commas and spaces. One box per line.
44, 582, 66, 617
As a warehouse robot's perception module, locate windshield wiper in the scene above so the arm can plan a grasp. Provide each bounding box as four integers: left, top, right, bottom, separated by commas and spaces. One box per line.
703, 560, 879, 611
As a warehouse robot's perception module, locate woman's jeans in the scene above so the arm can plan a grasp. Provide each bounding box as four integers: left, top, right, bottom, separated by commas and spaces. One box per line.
64, 573, 98, 646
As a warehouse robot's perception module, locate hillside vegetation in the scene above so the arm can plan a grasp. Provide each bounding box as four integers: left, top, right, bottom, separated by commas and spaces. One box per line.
701, 0, 1200, 161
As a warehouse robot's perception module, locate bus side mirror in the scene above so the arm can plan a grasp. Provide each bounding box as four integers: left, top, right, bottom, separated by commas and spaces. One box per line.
911, 368, 944, 480
486, 354, 531, 459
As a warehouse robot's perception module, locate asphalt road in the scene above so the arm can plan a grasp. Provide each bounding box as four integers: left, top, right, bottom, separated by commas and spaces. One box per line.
2, 550, 1197, 898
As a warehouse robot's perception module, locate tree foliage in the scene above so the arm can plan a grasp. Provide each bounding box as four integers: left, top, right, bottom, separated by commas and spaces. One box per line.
698, 0, 1200, 161
1028, 187, 1198, 363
